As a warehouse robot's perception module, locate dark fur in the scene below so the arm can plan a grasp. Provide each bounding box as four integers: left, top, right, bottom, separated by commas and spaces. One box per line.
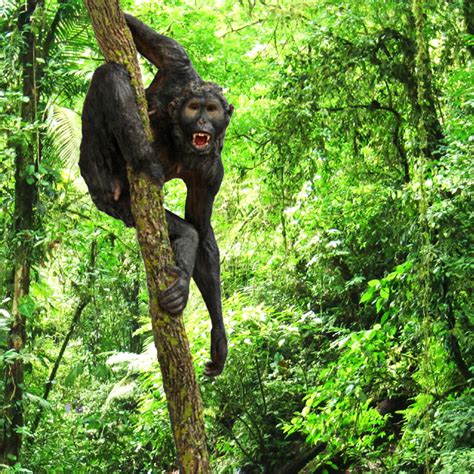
79, 14, 233, 376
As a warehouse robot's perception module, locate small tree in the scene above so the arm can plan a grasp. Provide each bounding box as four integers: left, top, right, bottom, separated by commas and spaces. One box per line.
2, 0, 41, 463
84, 1, 210, 471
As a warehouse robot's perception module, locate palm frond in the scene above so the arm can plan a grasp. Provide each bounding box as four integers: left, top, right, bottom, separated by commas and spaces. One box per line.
0, 0, 18, 20
54, 0, 95, 53
45, 105, 82, 167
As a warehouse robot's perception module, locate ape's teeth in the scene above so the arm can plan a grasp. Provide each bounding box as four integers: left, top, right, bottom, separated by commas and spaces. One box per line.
192, 132, 211, 148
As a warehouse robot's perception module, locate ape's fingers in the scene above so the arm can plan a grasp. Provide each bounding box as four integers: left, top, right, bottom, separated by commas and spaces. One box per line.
159, 278, 181, 299
159, 295, 185, 315
165, 297, 184, 312
167, 306, 184, 316
205, 361, 223, 377
159, 293, 183, 308
148, 162, 164, 185
205, 336, 227, 377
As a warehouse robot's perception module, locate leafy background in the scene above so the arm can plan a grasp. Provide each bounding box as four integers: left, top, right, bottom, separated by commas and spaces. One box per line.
0, 0, 472, 472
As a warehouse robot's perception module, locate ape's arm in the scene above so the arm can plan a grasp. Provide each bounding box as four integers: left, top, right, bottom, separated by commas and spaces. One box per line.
185, 178, 227, 376
125, 14, 199, 82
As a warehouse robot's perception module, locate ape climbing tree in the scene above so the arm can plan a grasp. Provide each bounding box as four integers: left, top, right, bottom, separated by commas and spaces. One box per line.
83, 1, 210, 471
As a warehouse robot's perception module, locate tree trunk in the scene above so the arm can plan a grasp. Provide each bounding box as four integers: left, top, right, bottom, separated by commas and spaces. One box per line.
83, 1, 210, 472
463, 0, 474, 59
1, 0, 40, 464
411, 0, 470, 382
410, 1, 443, 160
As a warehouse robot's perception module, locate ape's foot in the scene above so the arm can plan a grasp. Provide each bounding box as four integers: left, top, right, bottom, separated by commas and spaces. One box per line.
148, 161, 165, 186
158, 266, 190, 315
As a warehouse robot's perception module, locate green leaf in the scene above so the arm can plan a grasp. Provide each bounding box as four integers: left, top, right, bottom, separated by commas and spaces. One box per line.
360, 287, 375, 303
380, 311, 391, 325
64, 364, 84, 387
379, 287, 390, 300
18, 295, 35, 317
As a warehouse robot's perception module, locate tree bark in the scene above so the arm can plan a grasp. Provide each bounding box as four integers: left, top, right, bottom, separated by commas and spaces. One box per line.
1, 0, 40, 464
83, 1, 210, 472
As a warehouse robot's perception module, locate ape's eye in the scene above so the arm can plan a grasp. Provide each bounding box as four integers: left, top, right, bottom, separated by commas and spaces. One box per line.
207, 104, 217, 113
189, 102, 200, 111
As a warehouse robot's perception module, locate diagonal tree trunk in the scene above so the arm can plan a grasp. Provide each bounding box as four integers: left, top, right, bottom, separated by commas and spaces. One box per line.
30, 240, 98, 435
83, 1, 210, 472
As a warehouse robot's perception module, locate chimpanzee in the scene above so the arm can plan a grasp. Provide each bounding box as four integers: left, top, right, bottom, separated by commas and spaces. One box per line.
79, 14, 234, 376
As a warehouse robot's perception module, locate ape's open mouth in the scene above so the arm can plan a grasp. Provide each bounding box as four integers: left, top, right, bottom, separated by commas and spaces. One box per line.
192, 132, 211, 150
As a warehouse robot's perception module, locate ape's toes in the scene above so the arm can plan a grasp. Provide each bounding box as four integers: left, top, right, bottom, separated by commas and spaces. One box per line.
149, 162, 164, 186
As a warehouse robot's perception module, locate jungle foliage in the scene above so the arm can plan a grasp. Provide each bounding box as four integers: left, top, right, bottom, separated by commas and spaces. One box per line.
0, 0, 472, 472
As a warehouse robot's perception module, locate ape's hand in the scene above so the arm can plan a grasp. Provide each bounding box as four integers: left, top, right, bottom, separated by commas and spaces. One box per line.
205, 328, 227, 377
158, 266, 190, 315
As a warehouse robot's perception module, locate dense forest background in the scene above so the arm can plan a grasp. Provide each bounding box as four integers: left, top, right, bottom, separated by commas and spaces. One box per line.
0, 0, 473, 472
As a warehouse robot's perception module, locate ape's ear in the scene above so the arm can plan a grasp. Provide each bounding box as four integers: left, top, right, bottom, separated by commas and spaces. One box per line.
225, 104, 234, 126
168, 100, 177, 118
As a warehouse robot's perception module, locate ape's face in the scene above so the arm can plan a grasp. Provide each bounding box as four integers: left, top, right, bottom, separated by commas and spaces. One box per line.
178, 95, 228, 154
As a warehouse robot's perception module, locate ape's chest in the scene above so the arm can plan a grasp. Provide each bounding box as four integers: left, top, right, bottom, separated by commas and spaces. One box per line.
158, 146, 217, 185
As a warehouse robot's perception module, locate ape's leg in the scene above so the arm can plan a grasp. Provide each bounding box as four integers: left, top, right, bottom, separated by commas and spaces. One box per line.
158, 211, 199, 315
84, 63, 163, 180
79, 63, 163, 226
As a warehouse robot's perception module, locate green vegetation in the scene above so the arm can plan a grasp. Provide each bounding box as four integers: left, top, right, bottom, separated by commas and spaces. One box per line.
1, 0, 472, 472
